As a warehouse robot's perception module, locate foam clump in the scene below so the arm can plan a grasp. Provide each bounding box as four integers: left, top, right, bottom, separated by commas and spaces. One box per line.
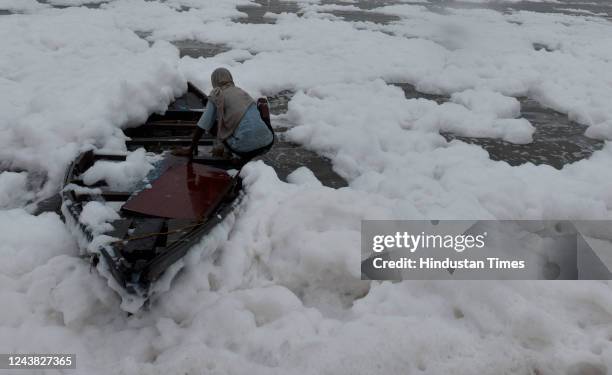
79, 201, 120, 234
287, 166, 323, 187
0, 172, 34, 209
81, 148, 154, 191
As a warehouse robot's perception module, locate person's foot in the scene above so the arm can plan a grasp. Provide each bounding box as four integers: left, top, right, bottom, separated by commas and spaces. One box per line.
211, 144, 233, 159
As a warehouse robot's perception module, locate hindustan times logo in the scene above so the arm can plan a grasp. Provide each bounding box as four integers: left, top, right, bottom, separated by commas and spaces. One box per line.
372, 232, 487, 253
362, 220, 612, 280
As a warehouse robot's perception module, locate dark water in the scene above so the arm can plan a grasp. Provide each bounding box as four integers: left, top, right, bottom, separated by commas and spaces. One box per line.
324, 9, 400, 24
259, 80, 604, 182
37, 0, 109, 9
321, 0, 412, 10
317, 0, 612, 21
258, 140, 348, 188
171, 40, 230, 58
235, 0, 300, 24
231, 1, 607, 170
427, 0, 612, 20
262, 90, 348, 188
129, 0, 610, 182
234, 0, 401, 24
267, 90, 293, 116
393, 83, 604, 169
444, 100, 604, 169
135, 36, 229, 59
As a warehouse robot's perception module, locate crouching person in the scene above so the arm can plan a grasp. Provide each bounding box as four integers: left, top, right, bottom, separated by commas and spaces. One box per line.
174, 67, 274, 163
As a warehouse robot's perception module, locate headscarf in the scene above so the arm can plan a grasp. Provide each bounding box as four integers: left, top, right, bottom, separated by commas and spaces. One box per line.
207, 68, 255, 141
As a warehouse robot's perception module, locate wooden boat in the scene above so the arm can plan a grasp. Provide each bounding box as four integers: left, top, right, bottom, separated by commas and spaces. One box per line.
61, 83, 244, 307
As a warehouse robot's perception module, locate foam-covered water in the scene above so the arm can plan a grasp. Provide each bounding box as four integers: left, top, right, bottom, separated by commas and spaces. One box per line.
1, 1, 612, 374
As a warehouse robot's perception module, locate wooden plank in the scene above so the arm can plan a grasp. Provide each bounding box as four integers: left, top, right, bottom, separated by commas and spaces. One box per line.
166, 219, 198, 244
34, 194, 62, 215
147, 110, 202, 123
69, 178, 107, 188
121, 163, 234, 220
100, 191, 133, 201
106, 218, 134, 240
141, 122, 197, 130
126, 137, 213, 147
123, 124, 199, 139
144, 119, 199, 126
167, 92, 206, 111
121, 218, 166, 261
141, 199, 235, 283
74, 189, 132, 202
75, 150, 95, 175
94, 154, 127, 162
192, 156, 240, 169
187, 82, 207, 102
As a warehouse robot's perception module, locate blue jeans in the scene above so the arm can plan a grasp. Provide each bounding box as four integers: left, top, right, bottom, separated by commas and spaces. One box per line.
197, 102, 273, 154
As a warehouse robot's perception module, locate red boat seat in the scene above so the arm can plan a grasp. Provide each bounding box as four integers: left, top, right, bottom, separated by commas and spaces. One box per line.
122, 162, 234, 220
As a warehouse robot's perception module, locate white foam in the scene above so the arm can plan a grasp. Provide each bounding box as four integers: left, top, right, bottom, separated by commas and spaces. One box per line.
1, 1, 612, 374
81, 148, 155, 191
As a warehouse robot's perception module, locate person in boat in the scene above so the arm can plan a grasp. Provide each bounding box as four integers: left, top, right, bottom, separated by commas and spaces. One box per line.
174, 68, 274, 161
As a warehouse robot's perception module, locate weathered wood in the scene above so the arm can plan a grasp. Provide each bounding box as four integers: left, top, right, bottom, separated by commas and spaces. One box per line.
74, 189, 132, 202
167, 92, 206, 111
191, 156, 240, 169
94, 153, 127, 162
126, 137, 213, 147
121, 218, 166, 261
124, 123, 203, 139
187, 82, 207, 102
144, 119, 199, 126
137, 122, 197, 131
69, 178, 107, 188
147, 110, 202, 123
106, 218, 134, 240
100, 191, 133, 201
34, 194, 62, 215
141, 200, 234, 283
166, 219, 197, 244
75, 150, 95, 175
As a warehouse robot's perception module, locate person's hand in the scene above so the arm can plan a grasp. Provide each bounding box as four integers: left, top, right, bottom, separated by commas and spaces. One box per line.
211, 144, 226, 158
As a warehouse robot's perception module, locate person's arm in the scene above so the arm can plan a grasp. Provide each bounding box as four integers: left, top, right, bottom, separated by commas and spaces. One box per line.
173, 101, 216, 158
188, 127, 204, 157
